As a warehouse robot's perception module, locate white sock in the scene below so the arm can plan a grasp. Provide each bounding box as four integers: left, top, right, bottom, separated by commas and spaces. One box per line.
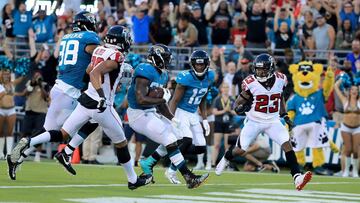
168, 166, 176, 174
206, 146, 212, 166
122, 160, 137, 184
345, 157, 351, 174
65, 134, 84, 155
18, 146, 35, 162
6, 136, 14, 154
0, 137, 5, 156
196, 153, 204, 165
169, 151, 185, 167
353, 158, 359, 174
29, 132, 51, 146
155, 145, 167, 157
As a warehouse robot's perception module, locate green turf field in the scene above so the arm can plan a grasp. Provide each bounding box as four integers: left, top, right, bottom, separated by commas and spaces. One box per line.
0, 161, 359, 203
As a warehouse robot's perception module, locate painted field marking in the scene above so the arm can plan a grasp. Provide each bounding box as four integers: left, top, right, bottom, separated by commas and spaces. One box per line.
207, 191, 356, 203
240, 188, 360, 199
150, 195, 278, 203
65, 197, 209, 203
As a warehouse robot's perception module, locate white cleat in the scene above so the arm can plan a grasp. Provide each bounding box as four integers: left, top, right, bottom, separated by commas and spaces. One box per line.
193, 162, 205, 170
205, 162, 212, 171
165, 168, 181, 184
353, 171, 359, 178
215, 156, 229, 176
294, 171, 312, 191
342, 170, 350, 177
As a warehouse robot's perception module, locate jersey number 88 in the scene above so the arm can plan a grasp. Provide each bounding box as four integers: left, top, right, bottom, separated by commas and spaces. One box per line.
58, 40, 80, 66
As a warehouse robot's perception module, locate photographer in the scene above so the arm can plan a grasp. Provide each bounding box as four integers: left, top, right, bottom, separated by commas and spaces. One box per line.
18, 71, 49, 162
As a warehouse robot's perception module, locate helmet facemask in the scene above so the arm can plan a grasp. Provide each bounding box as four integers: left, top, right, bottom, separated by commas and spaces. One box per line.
191, 58, 209, 77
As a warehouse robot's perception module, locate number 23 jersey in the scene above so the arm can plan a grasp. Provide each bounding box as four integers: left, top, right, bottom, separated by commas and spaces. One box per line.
241, 72, 287, 123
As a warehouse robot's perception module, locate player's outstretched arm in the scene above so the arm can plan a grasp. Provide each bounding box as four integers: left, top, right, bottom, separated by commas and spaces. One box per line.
135, 77, 167, 106
168, 84, 185, 115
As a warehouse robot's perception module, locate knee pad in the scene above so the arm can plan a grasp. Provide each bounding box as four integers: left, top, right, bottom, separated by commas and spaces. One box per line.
295, 150, 306, 166
312, 148, 325, 168
49, 130, 64, 142
179, 137, 193, 153
116, 145, 131, 164
78, 122, 99, 139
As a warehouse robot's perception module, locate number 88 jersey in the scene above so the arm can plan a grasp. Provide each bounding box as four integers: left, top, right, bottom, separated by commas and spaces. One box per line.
58, 31, 100, 90
241, 72, 287, 123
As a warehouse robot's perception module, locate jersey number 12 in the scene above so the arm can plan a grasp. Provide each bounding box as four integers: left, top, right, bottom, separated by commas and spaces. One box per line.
188, 88, 208, 105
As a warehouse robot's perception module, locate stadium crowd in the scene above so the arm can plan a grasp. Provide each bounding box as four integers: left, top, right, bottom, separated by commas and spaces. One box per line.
0, 0, 360, 178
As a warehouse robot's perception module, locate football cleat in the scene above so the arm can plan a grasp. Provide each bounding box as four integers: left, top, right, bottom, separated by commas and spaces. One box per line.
10, 137, 30, 163
193, 162, 205, 170
165, 168, 181, 184
139, 157, 157, 175
271, 161, 280, 173
294, 171, 312, 191
183, 172, 209, 189
128, 174, 153, 190
54, 150, 76, 175
215, 156, 229, 176
7, 155, 22, 180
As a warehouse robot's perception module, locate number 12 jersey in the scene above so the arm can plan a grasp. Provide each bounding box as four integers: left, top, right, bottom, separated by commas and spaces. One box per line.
241, 72, 287, 123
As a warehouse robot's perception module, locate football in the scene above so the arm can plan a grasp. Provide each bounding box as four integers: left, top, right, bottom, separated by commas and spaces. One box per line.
147, 87, 164, 98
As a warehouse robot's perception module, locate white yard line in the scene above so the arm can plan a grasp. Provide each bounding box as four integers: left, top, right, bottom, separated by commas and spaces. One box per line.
150, 195, 279, 203
65, 197, 210, 203
205, 192, 352, 203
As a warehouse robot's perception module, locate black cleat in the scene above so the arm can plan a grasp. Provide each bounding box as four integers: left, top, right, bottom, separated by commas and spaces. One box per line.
183, 172, 209, 189
54, 150, 76, 175
128, 174, 153, 190
7, 155, 22, 180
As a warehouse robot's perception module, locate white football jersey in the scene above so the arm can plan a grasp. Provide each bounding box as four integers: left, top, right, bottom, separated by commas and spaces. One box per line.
85, 46, 131, 105
241, 72, 287, 123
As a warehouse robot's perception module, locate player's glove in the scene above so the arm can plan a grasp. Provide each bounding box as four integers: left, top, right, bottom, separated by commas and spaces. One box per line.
171, 117, 180, 129
202, 119, 210, 136
283, 115, 294, 132
162, 88, 171, 103
234, 103, 251, 115
97, 97, 107, 113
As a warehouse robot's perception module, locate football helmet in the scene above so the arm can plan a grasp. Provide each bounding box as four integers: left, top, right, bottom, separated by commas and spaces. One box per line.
147, 44, 172, 69
190, 50, 210, 77
104, 25, 132, 53
72, 11, 96, 32
252, 53, 275, 82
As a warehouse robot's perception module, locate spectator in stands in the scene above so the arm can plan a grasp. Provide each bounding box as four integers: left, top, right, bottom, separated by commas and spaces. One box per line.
336, 19, 356, 50
273, 6, 295, 51
97, 11, 108, 39
319, 0, 341, 33
204, 0, 221, 22
223, 61, 236, 95
211, 46, 224, 87
299, 10, 316, 49
175, 13, 198, 47
333, 79, 360, 178
12, 1, 34, 38
123, 0, 158, 44
19, 70, 49, 162
0, 70, 23, 159
313, 13, 335, 60
230, 14, 247, 45
95, 0, 111, 21
190, 2, 208, 46
149, 7, 172, 45
231, 57, 251, 98
32, 9, 56, 43
2, 3, 15, 59
240, 0, 272, 48
209, 0, 232, 45
339, 1, 360, 32
228, 35, 253, 65
276, 48, 294, 100
346, 39, 360, 73
242, 133, 279, 173
211, 82, 236, 168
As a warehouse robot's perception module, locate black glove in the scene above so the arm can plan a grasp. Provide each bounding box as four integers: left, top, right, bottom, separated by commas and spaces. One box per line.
234, 103, 251, 115
283, 115, 294, 131
97, 97, 107, 113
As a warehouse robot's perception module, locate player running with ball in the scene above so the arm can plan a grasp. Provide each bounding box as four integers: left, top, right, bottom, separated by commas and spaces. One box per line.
216, 54, 312, 191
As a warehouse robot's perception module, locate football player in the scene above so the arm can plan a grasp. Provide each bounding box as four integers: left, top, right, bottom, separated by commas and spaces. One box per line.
7, 11, 101, 180
215, 54, 313, 191
126, 44, 209, 189
140, 50, 214, 184
9, 25, 152, 190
